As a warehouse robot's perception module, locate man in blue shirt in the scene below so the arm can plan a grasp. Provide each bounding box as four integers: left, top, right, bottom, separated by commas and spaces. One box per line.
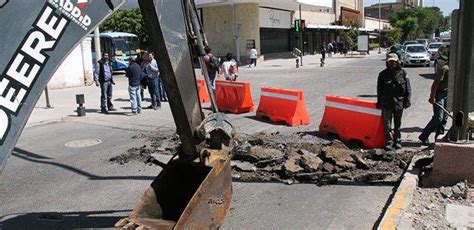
125, 57, 144, 114
94, 53, 115, 114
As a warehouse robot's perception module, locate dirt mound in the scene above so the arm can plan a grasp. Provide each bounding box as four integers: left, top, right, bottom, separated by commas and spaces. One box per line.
230, 132, 420, 185
113, 130, 422, 185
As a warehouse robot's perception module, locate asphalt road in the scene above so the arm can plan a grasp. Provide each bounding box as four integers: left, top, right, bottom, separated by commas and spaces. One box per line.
0, 53, 436, 229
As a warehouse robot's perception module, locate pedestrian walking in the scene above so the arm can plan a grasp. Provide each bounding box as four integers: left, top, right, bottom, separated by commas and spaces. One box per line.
377, 53, 412, 150
320, 43, 326, 65
249, 46, 258, 67
203, 46, 220, 89
220, 53, 238, 81
327, 42, 333, 58
93, 53, 115, 114
143, 52, 161, 110
125, 57, 144, 114
418, 47, 450, 145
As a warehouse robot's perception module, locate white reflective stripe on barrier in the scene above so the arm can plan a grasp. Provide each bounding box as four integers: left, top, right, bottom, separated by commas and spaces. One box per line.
217, 82, 244, 88
325, 101, 382, 116
261, 91, 299, 101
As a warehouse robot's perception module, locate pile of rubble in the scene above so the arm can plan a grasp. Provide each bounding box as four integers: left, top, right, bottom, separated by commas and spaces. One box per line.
406, 182, 472, 229
109, 130, 179, 164
111, 131, 420, 185
230, 132, 418, 185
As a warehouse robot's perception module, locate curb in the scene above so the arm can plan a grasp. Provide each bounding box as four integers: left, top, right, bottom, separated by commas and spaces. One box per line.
377, 156, 421, 230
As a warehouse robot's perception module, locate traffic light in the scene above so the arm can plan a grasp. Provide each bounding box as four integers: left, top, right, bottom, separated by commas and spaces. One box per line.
295, 19, 305, 32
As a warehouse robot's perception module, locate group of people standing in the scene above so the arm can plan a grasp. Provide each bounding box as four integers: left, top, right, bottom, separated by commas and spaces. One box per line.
93, 51, 167, 115
378, 45, 450, 150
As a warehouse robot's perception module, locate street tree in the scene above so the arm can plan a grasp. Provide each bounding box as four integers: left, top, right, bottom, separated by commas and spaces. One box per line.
341, 19, 360, 53
385, 27, 403, 45
388, 7, 447, 40
100, 7, 149, 48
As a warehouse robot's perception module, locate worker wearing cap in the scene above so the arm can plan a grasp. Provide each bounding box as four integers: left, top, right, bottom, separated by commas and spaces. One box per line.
377, 53, 412, 150
419, 47, 450, 145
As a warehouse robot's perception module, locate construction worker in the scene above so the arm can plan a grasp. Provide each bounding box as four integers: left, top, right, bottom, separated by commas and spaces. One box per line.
419, 46, 450, 145
377, 53, 412, 150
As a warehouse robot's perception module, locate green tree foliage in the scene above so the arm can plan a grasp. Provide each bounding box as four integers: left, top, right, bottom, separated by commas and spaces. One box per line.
100, 7, 148, 47
341, 19, 360, 51
394, 16, 418, 40
385, 27, 403, 45
388, 7, 447, 40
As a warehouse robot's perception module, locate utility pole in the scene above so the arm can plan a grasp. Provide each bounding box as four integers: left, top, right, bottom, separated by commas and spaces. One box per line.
378, 0, 381, 54
449, 0, 473, 141
231, 0, 240, 64
94, 27, 101, 62
299, 4, 303, 66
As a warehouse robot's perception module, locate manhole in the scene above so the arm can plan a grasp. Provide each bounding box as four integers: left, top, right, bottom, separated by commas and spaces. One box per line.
65, 139, 102, 148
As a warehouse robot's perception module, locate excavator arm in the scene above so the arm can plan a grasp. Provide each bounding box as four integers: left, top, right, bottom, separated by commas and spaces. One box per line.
0, 0, 234, 229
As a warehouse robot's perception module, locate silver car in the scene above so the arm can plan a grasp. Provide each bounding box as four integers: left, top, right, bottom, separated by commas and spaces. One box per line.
427, 42, 443, 60
402, 44, 431, 67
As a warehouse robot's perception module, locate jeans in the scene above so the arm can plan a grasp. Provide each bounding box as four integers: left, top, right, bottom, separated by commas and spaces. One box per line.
160, 78, 167, 100
147, 77, 161, 107
100, 81, 113, 110
128, 85, 142, 113
382, 108, 403, 145
420, 91, 448, 140
209, 71, 217, 89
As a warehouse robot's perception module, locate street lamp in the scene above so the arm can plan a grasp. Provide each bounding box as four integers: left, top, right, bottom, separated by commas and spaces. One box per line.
378, 0, 381, 54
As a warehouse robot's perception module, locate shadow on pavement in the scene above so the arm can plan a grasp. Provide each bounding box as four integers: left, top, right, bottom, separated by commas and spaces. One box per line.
244, 115, 287, 126
12, 148, 156, 181
419, 73, 435, 80
357, 94, 377, 98
400, 127, 424, 133
0, 210, 130, 229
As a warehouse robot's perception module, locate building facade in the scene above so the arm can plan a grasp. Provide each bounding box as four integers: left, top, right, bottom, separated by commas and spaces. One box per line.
196, 0, 370, 61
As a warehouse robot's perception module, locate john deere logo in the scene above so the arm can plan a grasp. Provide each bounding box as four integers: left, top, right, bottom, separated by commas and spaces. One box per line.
0, 0, 9, 8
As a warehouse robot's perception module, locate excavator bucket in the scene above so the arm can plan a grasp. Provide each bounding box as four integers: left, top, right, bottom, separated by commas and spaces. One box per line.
116, 153, 232, 229
114, 0, 236, 228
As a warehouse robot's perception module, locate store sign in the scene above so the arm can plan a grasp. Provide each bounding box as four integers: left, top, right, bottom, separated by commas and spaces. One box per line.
259, 8, 291, 29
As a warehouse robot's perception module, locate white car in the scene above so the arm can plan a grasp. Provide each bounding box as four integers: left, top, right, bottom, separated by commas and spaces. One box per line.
402, 44, 431, 67
427, 42, 443, 60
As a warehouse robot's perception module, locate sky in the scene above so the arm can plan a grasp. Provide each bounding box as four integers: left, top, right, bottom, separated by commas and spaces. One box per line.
364, 0, 459, 16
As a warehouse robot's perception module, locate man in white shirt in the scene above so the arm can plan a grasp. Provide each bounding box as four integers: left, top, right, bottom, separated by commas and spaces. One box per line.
249, 47, 257, 67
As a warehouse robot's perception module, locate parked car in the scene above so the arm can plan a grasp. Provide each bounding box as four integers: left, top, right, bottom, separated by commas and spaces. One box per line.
417, 39, 429, 47
401, 44, 431, 67
427, 42, 443, 60
402, 40, 419, 48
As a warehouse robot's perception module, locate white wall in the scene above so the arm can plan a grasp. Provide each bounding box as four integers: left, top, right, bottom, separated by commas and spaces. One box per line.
259, 8, 292, 29
48, 38, 93, 89
365, 17, 391, 30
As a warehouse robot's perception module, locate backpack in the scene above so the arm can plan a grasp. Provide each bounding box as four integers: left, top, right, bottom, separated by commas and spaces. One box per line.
208, 55, 220, 70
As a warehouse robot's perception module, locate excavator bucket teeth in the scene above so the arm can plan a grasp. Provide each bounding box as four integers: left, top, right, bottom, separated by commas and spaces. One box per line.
119, 155, 232, 229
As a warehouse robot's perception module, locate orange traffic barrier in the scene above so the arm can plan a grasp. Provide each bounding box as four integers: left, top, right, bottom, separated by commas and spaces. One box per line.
319, 95, 385, 149
256, 87, 310, 126
196, 79, 210, 103
215, 80, 254, 114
